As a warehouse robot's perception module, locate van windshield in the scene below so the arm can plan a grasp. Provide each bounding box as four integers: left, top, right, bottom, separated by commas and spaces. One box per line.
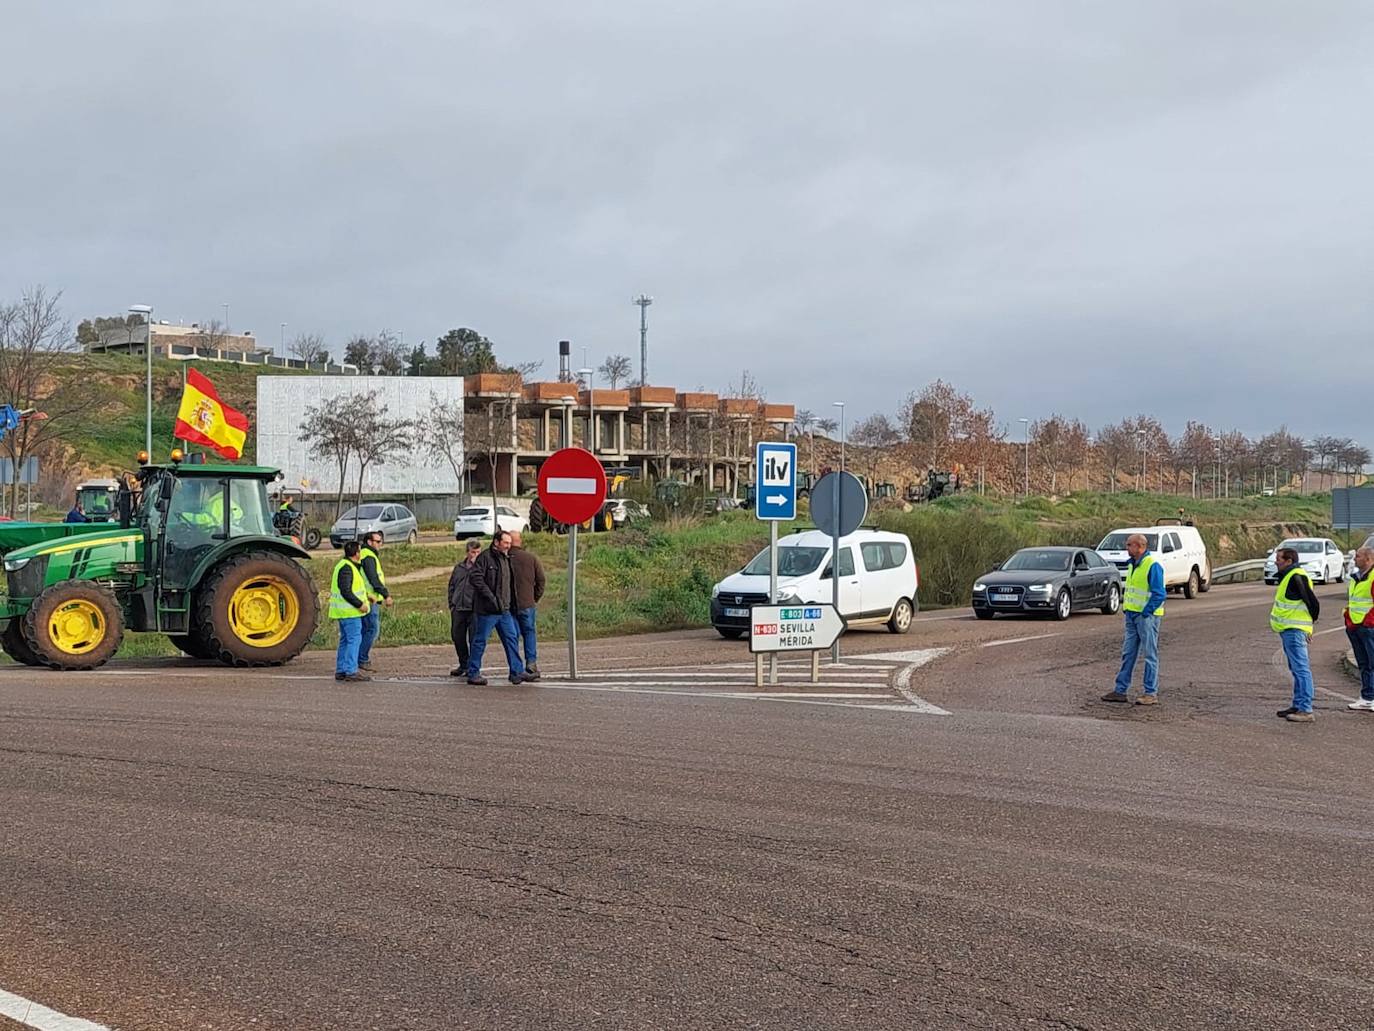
1098, 533, 1159, 551
743, 546, 828, 577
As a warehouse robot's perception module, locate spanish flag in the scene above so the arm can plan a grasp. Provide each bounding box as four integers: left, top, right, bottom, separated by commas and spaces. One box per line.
174, 367, 249, 460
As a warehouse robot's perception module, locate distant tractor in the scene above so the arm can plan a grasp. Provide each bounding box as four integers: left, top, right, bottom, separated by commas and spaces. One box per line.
906, 467, 963, 504
271, 487, 323, 550
75, 478, 120, 521
529, 469, 633, 533
0, 454, 319, 671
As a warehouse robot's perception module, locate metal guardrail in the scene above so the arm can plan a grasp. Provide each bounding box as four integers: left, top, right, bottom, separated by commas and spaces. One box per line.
1209, 559, 1267, 583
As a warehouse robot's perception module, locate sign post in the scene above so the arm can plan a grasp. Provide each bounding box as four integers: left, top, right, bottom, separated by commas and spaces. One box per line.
754, 442, 797, 685
537, 447, 607, 681
809, 470, 868, 663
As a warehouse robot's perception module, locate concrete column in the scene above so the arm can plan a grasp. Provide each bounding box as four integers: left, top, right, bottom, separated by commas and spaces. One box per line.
618, 412, 626, 455
541, 409, 551, 450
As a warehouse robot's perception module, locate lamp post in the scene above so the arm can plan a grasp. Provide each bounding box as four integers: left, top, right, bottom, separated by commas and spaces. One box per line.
1019, 418, 1029, 497
130, 304, 154, 455
578, 367, 595, 454
279, 322, 286, 356
831, 401, 845, 663
223, 303, 230, 333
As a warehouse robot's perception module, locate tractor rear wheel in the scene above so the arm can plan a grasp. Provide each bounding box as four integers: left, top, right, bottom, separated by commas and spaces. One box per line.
2, 619, 43, 666
303, 527, 322, 550
22, 582, 125, 670
194, 551, 319, 667
169, 633, 217, 660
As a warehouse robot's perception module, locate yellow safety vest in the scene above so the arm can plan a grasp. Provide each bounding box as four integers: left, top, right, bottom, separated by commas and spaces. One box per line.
1347, 573, 1373, 625
1270, 568, 1314, 635
1122, 554, 1163, 617
329, 559, 370, 620
359, 545, 386, 602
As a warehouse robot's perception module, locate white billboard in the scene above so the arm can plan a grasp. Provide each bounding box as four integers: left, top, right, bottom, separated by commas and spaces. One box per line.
256, 376, 463, 495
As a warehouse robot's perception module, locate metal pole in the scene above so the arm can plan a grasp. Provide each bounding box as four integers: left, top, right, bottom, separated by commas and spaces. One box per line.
567, 523, 578, 680
832, 402, 845, 663
143, 309, 154, 456
768, 518, 778, 685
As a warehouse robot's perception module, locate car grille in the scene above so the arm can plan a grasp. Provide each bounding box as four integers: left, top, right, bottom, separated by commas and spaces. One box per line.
7, 556, 48, 601
723, 591, 771, 607
984, 584, 1025, 607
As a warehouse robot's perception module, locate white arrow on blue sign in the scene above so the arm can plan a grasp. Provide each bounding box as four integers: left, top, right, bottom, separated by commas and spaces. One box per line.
754, 441, 797, 521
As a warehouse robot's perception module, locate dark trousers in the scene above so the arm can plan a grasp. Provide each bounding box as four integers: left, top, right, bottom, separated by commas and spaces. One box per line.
450, 609, 474, 668
1347, 624, 1374, 702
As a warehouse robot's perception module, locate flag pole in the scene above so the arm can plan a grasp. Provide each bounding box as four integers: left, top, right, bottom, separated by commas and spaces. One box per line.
168, 360, 188, 456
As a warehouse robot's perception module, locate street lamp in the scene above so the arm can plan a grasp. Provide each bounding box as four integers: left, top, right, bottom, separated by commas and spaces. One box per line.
129, 304, 154, 455
578, 367, 595, 453
832, 401, 846, 471
223, 303, 230, 333
279, 322, 286, 356
1019, 418, 1029, 497
831, 401, 846, 663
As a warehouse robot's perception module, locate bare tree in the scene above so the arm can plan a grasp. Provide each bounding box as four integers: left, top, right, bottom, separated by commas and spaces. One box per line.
1095, 422, 1135, 493
598, 354, 633, 390
1175, 421, 1215, 498
349, 392, 413, 534
850, 413, 900, 483
300, 402, 359, 519
188, 318, 230, 353
420, 390, 466, 495
374, 330, 406, 376
288, 332, 330, 365
0, 286, 88, 517
509, 359, 544, 380
464, 393, 518, 512
1031, 414, 1088, 494
899, 380, 996, 471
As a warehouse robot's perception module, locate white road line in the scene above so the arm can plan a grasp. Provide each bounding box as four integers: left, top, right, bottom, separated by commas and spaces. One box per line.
982, 633, 1062, 648
848, 648, 949, 664
892, 650, 952, 716
1314, 626, 1348, 636
536, 682, 935, 714
0, 986, 113, 1031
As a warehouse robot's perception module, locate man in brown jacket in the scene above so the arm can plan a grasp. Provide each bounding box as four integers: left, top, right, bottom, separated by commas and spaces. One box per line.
508, 530, 546, 681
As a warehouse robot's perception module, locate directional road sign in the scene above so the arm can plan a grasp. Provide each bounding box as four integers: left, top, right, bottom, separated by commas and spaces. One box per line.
748, 603, 846, 653
754, 441, 797, 521
810, 471, 867, 538
537, 447, 607, 526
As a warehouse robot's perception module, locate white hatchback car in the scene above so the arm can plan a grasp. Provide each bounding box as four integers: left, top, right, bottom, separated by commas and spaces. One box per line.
453, 504, 529, 540
710, 528, 919, 639
1264, 538, 1346, 585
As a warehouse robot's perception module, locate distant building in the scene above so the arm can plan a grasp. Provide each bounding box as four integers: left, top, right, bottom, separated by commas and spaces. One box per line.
88, 321, 268, 359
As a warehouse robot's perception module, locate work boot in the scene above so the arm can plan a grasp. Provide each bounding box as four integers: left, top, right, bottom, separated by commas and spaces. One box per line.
358, 662, 376, 672
466, 676, 488, 686
1134, 694, 1159, 706
509, 673, 532, 685
1276, 706, 1298, 718
523, 667, 542, 682
449, 666, 466, 677
1101, 691, 1129, 703
340, 672, 371, 683
1285, 711, 1316, 723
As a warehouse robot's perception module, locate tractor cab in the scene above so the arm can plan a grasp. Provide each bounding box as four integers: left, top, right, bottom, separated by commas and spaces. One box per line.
0, 454, 319, 671
75, 478, 120, 522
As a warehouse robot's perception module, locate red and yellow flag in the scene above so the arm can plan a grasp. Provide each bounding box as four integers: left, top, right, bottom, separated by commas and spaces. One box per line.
174, 367, 249, 460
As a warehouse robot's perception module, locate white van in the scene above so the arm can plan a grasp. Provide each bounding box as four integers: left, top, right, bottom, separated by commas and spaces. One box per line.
710, 529, 919, 639
1096, 523, 1211, 598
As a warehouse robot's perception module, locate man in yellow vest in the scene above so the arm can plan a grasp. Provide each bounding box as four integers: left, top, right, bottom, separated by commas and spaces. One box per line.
1343, 546, 1374, 712
330, 540, 372, 683
1271, 546, 1321, 722
1102, 533, 1166, 705
357, 531, 393, 672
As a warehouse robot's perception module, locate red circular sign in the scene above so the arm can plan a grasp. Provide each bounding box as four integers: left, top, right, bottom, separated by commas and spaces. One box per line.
537, 447, 608, 525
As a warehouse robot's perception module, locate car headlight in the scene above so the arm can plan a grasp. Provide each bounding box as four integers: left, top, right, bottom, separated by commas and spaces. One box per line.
972, 582, 986, 592
778, 591, 803, 604
1029, 583, 1053, 592
3, 557, 28, 572
711, 584, 721, 598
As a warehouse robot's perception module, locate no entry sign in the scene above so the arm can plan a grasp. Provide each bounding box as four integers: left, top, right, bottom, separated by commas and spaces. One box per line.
537, 447, 607, 525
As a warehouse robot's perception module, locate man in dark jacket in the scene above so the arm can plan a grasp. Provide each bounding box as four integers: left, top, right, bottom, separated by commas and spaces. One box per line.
508, 530, 546, 681
466, 531, 530, 686
447, 538, 483, 677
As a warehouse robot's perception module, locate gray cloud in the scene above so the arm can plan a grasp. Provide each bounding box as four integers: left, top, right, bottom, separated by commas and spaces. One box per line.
3, 0, 1372, 441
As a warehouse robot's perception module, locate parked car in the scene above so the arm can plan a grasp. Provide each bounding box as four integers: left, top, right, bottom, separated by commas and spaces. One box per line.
710, 528, 918, 639
608, 498, 650, 527
453, 504, 529, 540
1096, 524, 1211, 598
328, 503, 419, 547
1263, 537, 1346, 585
973, 546, 1122, 621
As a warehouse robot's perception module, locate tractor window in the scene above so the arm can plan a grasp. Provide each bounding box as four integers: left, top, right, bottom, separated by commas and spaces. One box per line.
227, 479, 273, 537
164, 478, 223, 589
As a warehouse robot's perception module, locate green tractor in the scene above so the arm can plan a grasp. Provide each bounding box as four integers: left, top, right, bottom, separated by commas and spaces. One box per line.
0, 458, 319, 671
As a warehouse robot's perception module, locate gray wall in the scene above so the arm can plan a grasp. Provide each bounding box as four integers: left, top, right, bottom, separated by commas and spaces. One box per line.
1332, 487, 1374, 531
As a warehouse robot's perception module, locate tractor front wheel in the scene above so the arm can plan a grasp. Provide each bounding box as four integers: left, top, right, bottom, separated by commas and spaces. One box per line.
1, 619, 43, 666
169, 634, 217, 660
194, 551, 319, 667
22, 583, 125, 670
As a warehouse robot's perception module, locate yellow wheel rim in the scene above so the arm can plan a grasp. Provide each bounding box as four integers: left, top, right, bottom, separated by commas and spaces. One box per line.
228, 575, 300, 648
50, 600, 106, 655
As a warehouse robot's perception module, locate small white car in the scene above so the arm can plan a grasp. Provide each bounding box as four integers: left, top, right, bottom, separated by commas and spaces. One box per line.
1096, 524, 1211, 598
710, 528, 919, 639
453, 504, 529, 540
1263, 538, 1346, 585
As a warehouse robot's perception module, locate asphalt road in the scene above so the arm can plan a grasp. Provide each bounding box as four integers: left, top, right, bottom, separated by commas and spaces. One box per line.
2, 580, 1372, 1030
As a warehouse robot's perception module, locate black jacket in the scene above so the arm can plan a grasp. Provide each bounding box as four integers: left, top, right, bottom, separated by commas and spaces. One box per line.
447, 559, 479, 612
470, 547, 515, 616
1280, 566, 1321, 621
337, 563, 367, 611
360, 553, 389, 600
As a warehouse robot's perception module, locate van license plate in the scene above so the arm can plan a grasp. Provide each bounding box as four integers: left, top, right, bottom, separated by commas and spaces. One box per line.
724, 607, 748, 617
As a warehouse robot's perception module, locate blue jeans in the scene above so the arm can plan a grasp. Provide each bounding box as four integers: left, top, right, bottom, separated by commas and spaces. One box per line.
358, 606, 380, 664
336, 617, 362, 675
1280, 628, 1315, 712
516, 607, 538, 668
1347, 625, 1374, 702
467, 612, 526, 679
1114, 610, 1160, 695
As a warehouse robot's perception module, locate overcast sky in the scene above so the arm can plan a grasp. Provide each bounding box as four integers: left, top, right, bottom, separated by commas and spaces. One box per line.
4, 1, 1372, 441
